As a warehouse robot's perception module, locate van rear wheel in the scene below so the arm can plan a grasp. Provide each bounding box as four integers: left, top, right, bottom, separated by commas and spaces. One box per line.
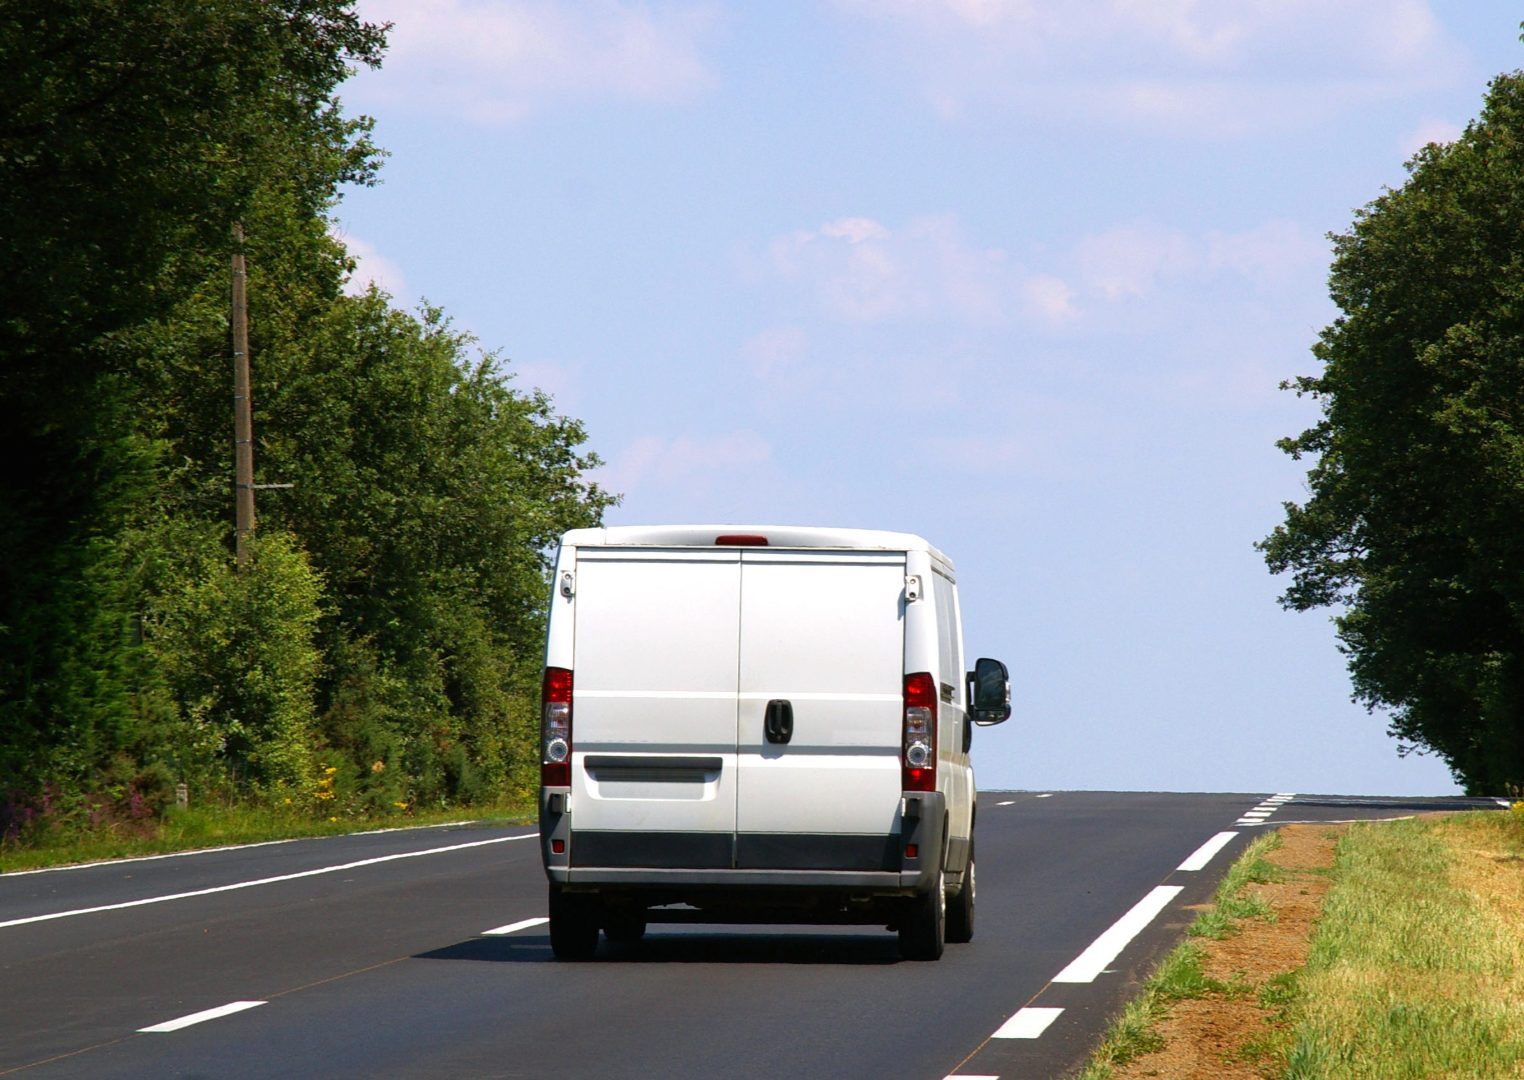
946, 842, 974, 944
549, 887, 599, 961
899, 866, 946, 960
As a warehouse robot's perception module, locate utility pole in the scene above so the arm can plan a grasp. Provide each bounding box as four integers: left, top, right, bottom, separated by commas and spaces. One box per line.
232, 223, 255, 570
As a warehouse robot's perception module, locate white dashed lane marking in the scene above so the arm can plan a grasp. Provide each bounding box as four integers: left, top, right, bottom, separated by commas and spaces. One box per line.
1235, 793, 1296, 826
1177, 831, 1238, 872
139, 1000, 265, 1033
966, 815, 1260, 1058
1053, 885, 1183, 983
992, 1007, 1065, 1039
482, 917, 548, 936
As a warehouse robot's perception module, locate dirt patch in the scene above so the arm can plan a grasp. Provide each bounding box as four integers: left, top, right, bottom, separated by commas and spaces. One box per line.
1108, 824, 1343, 1080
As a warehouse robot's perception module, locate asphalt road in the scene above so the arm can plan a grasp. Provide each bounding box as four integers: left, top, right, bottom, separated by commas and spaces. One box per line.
0, 792, 1501, 1080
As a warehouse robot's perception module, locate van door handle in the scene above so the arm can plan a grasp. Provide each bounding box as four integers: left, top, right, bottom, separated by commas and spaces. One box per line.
764, 699, 793, 744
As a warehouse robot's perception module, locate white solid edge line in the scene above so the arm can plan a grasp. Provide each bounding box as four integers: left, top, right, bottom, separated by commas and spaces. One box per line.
139, 1000, 266, 1033
482, 916, 549, 936
943, 1076, 1000, 1079
1052, 885, 1184, 983
0, 819, 491, 878
1177, 831, 1238, 872
1264, 815, 1415, 825
0, 834, 537, 930
992, 1006, 1065, 1039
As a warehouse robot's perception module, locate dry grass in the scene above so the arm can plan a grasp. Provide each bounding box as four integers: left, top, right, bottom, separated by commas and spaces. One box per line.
1285, 812, 1524, 1079
1078, 811, 1524, 1080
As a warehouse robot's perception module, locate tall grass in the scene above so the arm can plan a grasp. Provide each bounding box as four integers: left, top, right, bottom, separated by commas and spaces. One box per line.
1286, 814, 1524, 1080
0, 799, 532, 874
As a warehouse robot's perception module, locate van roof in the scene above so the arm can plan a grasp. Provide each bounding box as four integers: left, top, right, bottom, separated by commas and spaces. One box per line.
562, 525, 953, 571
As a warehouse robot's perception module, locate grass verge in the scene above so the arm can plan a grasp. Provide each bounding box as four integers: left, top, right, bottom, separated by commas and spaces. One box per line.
0, 800, 534, 874
1285, 811, 1524, 1079
1075, 832, 1283, 1080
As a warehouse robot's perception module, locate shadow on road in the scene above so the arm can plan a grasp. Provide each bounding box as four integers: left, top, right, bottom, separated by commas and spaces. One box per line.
415, 931, 902, 965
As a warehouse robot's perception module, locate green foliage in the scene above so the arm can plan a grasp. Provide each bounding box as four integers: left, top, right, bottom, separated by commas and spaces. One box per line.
1261, 64, 1524, 792
1150, 939, 1233, 1000
0, 0, 613, 830
0, 0, 382, 797
147, 531, 323, 789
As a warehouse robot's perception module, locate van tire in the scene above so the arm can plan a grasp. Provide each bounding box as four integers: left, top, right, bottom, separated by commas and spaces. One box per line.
899, 866, 946, 960
549, 887, 599, 961
946, 840, 974, 944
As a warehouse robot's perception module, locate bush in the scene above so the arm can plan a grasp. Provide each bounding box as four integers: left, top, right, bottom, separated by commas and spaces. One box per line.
146, 530, 323, 791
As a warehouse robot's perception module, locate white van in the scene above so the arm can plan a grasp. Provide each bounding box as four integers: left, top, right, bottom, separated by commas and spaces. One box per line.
537, 525, 1010, 961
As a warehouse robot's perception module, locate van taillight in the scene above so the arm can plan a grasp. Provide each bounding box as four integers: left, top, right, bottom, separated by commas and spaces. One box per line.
903, 672, 937, 792
541, 667, 572, 787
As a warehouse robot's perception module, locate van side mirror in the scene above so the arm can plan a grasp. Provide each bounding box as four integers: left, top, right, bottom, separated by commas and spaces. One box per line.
967, 658, 1011, 725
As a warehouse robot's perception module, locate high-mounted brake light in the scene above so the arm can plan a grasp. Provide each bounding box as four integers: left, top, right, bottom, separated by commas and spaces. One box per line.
715, 535, 769, 546
541, 667, 573, 787
903, 672, 937, 792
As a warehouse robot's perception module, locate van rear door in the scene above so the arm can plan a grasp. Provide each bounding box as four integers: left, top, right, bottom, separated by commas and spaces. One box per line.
570, 548, 739, 869
735, 550, 906, 871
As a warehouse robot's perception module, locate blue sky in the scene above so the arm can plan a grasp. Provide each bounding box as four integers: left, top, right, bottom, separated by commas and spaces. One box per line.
334, 1, 1524, 795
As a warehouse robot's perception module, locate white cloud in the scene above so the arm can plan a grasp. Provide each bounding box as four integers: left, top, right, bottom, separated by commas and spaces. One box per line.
753, 214, 1325, 330
759, 214, 1015, 324
835, 0, 1464, 134
1399, 117, 1463, 158
353, 0, 718, 124
333, 229, 410, 298
1205, 220, 1328, 289
1021, 275, 1077, 322
1074, 224, 1195, 300
598, 431, 772, 494
742, 326, 807, 377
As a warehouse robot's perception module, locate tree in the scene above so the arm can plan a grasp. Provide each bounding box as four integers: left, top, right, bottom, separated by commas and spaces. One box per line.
0, 0, 384, 794
1262, 68, 1524, 794
0, 1, 614, 813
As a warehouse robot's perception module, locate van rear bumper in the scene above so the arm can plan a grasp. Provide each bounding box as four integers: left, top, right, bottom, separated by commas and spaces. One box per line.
542, 790, 946, 896
548, 867, 925, 889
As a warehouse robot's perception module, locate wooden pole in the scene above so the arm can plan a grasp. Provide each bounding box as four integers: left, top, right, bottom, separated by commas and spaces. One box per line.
232, 223, 255, 569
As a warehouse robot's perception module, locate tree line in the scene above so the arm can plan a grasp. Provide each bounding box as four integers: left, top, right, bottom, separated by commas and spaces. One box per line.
0, 0, 612, 833
1263, 60, 1524, 795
